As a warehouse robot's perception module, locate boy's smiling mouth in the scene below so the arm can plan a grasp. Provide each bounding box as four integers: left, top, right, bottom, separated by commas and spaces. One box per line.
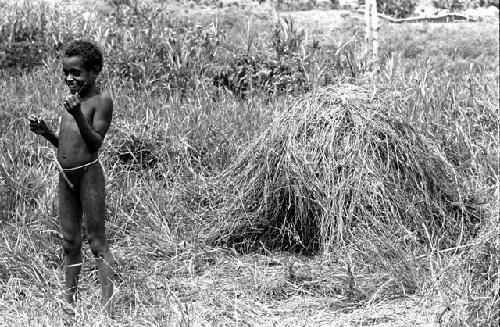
66, 80, 86, 94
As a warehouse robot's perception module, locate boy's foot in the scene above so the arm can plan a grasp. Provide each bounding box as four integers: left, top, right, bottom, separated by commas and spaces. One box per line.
57, 299, 76, 325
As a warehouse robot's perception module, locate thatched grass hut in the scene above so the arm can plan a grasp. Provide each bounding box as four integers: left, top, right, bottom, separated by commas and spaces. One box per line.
213, 84, 481, 253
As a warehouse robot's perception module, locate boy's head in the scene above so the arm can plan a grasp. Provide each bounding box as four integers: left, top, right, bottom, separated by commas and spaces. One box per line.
64, 40, 103, 73
62, 40, 103, 95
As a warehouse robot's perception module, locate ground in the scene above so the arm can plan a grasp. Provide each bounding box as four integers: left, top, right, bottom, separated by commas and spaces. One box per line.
0, 0, 498, 326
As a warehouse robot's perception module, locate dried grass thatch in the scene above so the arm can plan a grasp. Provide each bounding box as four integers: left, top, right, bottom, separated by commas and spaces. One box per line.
441, 195, 499, 326
212, 84, 481, 253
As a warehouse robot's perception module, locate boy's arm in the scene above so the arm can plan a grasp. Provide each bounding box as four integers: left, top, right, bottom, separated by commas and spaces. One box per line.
29, 117, 59, 148
42, 130, 59, 148
70, 96, 113, 152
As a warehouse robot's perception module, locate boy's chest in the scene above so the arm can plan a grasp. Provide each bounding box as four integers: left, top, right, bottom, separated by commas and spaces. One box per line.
60, 102, 95, 130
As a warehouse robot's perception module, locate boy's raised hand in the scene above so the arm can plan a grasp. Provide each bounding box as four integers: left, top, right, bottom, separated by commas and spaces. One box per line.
29, 115, 50, 135
63, 94, 81, 116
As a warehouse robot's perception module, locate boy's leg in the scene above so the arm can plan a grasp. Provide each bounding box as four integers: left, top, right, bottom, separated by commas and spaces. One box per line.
59, 174, 83, 304
80, 162, 114, 313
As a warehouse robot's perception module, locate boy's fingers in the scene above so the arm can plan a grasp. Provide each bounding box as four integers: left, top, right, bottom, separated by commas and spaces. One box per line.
65, 94, 78, 102
72, 94, 80, 103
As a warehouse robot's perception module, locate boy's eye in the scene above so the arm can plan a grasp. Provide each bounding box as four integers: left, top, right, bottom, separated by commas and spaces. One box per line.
62, 71, 81, 77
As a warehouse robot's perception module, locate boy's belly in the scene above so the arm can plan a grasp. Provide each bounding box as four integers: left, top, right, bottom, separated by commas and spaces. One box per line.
57, 132, 98, 169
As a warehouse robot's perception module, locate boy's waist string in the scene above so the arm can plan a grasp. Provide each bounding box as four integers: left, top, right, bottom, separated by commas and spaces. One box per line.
52, 152, 100, 190
61, 157, 99, 171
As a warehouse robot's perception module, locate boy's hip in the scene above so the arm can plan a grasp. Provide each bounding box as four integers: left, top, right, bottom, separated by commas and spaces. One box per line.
58, 159, 103, 189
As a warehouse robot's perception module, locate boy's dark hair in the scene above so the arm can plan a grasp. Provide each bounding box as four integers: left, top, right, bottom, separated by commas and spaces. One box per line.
64, 40, 103, 73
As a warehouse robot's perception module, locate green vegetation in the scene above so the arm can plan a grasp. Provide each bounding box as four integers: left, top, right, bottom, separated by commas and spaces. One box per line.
0, 1, 498, 326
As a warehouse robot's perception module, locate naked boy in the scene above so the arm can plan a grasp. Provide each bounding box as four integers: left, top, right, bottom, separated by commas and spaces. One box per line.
29, 40, 115, 314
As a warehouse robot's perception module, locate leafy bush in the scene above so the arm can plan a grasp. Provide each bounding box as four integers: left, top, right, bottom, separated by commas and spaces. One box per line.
0, 2, 226, 96
103, 7, 226, 95
432, 0, 494, 9
213, 15, 312, 98
0, 3, 364, 100
211, 16, 366, 98
213, 55, 310, 98
360, 0, 417, 18
0, 3, 63, 72
377, 0, 418, 18
1, 41, 52, 71
0, 2, 367, 99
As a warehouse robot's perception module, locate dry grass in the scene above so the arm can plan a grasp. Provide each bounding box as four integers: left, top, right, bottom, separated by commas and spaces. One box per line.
0, 236, 442, 326
436, 195, 499, 326
213, 84, 481, 254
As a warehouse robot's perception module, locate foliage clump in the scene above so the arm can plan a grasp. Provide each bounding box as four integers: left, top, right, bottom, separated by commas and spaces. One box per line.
212, 16, 362, 98
0, 2, 57, 72
376, 0, 418, 18
115, 134, 160, 169
0, 2, 366, 99
213, 84, 482, 253
213, 55, 310, 98
105, 8, 225, 96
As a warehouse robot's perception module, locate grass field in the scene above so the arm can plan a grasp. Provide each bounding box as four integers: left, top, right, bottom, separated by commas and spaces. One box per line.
0, 1, 499, 326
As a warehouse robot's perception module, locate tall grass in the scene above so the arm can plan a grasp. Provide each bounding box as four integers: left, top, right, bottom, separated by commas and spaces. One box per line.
0, 0, 498, 326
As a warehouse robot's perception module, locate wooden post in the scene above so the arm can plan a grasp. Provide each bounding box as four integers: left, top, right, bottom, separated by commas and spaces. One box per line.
371, 0, 379, 75
365, 0, 379, 84
365, 0, 372, 43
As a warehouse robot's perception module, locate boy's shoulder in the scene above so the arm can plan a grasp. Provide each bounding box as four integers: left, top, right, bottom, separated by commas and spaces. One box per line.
93, 92, 113, 109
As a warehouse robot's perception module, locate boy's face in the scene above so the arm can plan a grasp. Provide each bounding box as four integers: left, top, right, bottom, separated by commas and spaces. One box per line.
62, 56, 97, 95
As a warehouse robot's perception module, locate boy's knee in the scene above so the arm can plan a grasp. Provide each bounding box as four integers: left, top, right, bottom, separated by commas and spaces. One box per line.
63, 238, 82, 256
